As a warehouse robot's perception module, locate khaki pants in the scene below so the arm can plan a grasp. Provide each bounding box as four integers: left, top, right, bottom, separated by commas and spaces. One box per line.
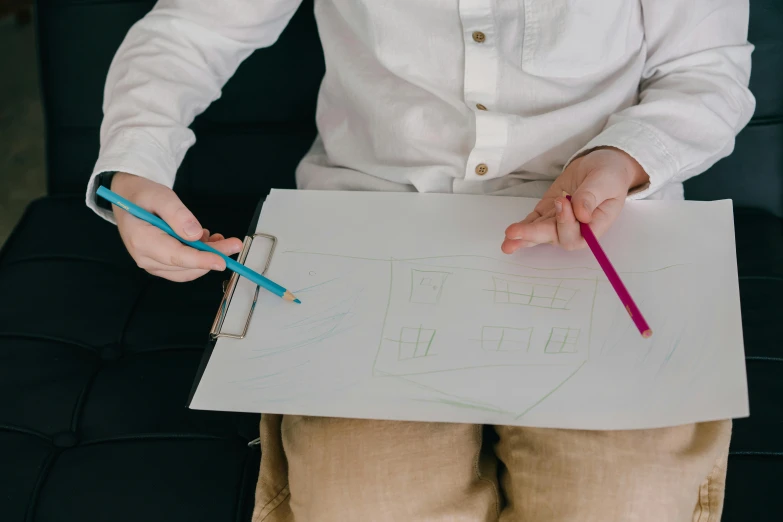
252, 416, 731, 522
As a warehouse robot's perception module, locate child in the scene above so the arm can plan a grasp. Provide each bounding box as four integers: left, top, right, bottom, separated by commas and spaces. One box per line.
86, 1, 755, 520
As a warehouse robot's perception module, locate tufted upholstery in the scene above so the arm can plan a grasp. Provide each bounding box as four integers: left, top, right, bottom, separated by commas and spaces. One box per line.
1, 0, 781, 520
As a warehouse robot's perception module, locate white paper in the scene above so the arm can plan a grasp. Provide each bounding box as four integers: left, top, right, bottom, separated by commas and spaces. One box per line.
191, 189, 748, 430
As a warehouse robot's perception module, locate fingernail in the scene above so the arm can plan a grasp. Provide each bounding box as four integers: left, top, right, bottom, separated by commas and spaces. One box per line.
554, 200, 562, 213
211, 263, 223, 271
184, 221, 201, 237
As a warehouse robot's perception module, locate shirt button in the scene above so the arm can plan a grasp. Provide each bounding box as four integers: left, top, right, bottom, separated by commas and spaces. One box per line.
472, 31, 486, 43
475, 163, 488, 176
476, 103, 488, 111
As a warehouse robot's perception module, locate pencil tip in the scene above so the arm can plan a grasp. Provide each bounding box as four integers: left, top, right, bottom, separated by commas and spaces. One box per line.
642, 329, 653, 338
282, 291, 300, 303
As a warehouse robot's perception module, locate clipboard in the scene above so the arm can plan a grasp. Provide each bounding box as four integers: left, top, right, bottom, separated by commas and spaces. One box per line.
187, 196, 276, 412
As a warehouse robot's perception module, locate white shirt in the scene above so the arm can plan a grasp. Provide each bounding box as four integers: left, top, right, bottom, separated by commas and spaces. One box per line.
86, 0, 756, 222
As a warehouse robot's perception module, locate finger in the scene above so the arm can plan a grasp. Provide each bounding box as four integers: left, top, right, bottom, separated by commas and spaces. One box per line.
194, 230, 237, 250
148, 268, 210, 283
204, 237, 243, 257
520, 210, 542, 225
531, 191, 562, 216
135, 255, 193, 273
533, 207, 556, 223
502, 209, 543, 254
580, 198, 626, 239
501, 238, 538, 254
136, 229, 227, 271
139, 188, 203, 240
504, 211, 543, 239
505, 217, 558, 246
167, 242, 228, 271
570, 171, 623, 224
555, 196, 584, 250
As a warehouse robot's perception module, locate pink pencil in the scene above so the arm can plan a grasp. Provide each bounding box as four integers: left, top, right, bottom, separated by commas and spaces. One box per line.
565, 194, 652, 338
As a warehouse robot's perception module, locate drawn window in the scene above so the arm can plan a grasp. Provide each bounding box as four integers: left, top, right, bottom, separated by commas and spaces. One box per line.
481, 326, 533, 352
491, 277, 576, 309
544, 327, 580, 353
397, 326, 437, 360
410, 270, 450, 304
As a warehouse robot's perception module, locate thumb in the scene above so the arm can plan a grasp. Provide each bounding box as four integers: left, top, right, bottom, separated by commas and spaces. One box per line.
147, 187, 203, 239
570, 173, 615, 224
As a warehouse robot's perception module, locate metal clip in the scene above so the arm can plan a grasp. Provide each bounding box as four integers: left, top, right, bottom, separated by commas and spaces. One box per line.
209, 233, 277, 340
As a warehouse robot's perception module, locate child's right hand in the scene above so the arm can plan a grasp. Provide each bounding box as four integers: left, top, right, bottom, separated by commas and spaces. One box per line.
111, 172, 243, 282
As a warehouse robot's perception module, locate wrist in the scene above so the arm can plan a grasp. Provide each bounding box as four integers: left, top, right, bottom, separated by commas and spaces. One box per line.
594, 146, 649, 191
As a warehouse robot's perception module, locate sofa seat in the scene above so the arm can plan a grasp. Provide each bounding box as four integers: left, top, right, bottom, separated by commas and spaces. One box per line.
1, 195, 262, 522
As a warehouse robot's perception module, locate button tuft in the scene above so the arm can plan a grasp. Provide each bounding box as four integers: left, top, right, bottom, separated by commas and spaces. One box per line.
101, 344, 122, 361
53, 432, 79, 448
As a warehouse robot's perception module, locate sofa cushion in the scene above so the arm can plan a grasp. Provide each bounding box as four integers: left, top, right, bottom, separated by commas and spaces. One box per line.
0, 196, 261, 522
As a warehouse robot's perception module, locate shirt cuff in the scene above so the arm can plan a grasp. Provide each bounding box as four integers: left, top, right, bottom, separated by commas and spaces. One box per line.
85, 129, 180, 224
563, 119, 679, 201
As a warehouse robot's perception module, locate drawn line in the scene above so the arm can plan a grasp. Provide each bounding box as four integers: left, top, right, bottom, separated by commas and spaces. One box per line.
425, 329, 436, 356
410, 270, 451, 304
282, 250, 687, 275
418, 262, 605, 284
283, 312, 353, 332
381, 372, 517, 415
293, 277, 339, 293
411, 398, 514, 415
658, 325, 687, 373
481, 287, 579, 309
376, 363, 577, 378
249, 325, 356, 359
544, 328, 554, 353
598, 284, 627, 356
283, 294, 358, 328
371, 259, 395, 376
514, 361, 587, 420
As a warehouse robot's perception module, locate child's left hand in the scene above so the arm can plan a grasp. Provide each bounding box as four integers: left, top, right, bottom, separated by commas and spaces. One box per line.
502, 147, 649, 253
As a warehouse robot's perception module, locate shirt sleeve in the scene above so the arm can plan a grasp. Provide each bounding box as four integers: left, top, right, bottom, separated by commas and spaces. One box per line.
86, 0, 303, 222
565, 0, 756, 200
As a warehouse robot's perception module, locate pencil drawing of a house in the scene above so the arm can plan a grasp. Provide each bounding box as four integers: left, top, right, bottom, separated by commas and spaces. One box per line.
374, 259, 594, 371
365, 256, 606, 416
271, 251, 694, 420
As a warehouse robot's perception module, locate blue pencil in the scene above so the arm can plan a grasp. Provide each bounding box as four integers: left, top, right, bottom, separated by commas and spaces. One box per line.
96, 186, 300, 304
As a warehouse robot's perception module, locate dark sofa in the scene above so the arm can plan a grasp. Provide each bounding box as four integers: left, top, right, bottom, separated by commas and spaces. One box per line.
1, 1, 781, 520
